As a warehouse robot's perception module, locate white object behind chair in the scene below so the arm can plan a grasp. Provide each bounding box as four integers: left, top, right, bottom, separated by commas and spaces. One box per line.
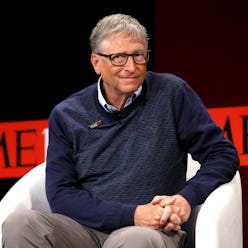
0, 158, 243, 247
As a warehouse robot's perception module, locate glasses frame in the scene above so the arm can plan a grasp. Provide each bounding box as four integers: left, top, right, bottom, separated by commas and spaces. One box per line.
96, 50, 151, 66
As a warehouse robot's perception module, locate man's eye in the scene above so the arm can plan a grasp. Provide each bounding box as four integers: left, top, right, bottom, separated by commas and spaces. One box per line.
113, 54, 125, 59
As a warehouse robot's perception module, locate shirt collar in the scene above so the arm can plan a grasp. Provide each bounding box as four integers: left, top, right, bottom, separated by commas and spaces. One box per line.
97, 76, 142, 113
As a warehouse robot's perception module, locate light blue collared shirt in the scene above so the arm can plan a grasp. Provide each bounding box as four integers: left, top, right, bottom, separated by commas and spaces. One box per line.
97, 76, 142, 113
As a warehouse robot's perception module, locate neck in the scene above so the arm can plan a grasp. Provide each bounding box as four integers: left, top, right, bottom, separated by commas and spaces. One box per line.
104, 93, 131, 110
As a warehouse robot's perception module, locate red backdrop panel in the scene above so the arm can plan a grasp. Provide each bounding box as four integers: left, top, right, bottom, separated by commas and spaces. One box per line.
154, 1, 248, 246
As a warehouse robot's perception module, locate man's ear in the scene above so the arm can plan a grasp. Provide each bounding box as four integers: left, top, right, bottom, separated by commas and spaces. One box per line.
90, 53, 101, 75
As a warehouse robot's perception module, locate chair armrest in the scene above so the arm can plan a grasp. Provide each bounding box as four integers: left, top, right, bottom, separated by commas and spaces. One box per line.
0, 162, 51, 247
195, 171, 243, 248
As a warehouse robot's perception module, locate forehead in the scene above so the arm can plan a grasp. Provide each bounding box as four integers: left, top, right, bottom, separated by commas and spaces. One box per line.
100, 32, 147, 53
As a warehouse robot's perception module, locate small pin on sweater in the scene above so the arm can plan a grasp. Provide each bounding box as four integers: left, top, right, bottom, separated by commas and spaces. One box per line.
89, 120, 103, 129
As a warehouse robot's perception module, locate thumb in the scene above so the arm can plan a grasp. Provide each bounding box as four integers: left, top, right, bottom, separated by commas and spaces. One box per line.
151, 195, 163, 205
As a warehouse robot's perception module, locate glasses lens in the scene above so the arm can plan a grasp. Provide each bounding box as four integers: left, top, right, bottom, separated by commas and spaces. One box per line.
133, 51, 149, 64
111, 54, 127, 65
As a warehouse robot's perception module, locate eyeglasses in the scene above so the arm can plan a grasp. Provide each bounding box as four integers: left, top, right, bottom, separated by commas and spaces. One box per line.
96, 50, 151, 66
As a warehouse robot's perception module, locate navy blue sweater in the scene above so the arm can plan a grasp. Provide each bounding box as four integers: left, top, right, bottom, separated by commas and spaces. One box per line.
46, 71, 239, 233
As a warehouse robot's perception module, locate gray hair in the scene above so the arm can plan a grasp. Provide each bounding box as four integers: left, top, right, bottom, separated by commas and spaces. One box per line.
89, 13, 149, 52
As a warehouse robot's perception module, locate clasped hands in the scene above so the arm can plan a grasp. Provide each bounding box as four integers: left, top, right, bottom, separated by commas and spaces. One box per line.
134, 194, 191, 233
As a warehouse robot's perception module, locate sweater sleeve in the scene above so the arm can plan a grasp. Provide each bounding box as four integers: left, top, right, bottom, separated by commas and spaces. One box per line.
45, 108, 137, 232
174, 80, 240, 207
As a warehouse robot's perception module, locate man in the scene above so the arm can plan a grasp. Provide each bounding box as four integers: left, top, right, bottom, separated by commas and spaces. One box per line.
2, 13, 239, 248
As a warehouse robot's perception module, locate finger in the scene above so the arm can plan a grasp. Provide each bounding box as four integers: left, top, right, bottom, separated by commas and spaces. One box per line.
160, 197, 175, 207
163, 223, 181, 233
169, 213, 182, 225
160, 206, 172, 225
163, 222, 174, 233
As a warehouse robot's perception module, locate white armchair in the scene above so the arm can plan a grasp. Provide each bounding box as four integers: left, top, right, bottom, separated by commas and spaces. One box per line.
0, 157, 243, 248
186, 155, 243, 248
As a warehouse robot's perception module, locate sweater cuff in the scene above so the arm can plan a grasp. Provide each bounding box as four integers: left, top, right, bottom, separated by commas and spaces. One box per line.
104, 203, 137, 231
177, 184, 203, 207
119, 204, 137, 227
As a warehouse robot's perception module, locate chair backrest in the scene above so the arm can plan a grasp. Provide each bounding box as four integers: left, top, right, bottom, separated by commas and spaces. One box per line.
0, 162, 51, 247
186, 154, 201, 180
0, 162, 51, 214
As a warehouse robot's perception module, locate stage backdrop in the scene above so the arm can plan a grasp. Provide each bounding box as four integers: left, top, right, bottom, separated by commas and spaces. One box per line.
0, 0, 247, 246
154, 1, 248, 246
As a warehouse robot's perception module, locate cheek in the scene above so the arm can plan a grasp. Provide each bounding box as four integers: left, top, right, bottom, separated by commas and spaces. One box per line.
101, 66, 121, 78
139, 65, 147, 73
